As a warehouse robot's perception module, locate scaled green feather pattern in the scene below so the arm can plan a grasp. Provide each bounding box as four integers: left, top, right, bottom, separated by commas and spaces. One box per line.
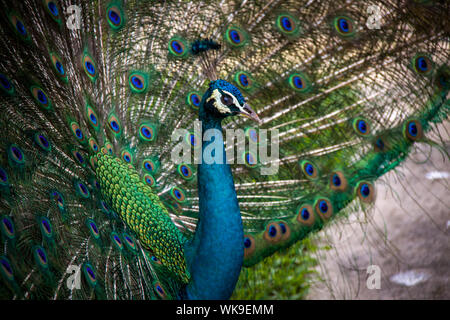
96, 153, 189, 284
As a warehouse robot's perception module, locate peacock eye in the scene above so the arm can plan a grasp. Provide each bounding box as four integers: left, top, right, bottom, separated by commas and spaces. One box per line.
221, 93, 233, 106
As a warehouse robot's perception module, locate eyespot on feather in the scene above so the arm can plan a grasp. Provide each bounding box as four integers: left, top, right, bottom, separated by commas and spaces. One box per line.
165, 200, 183, 214
139, 123, 156, 142
30, 85, 52, 110
43, 0, 61, 23
108, 114, 122, 136
8, 12, 30, 41
168, 37, 189, 58
278, 221, 291, 241
50, 190, 65, 211
314, 198, 333, 221
39, 216, 53, 238
0, 74, 15, 95
403, 119, 423, 141
70, 122, 86, 143
263, 222, 282, 243
0, 256, 14, 281
186, 92, 202, 109
8, 144, 25, 166
275, 13, 301, 37
33, 245, 49, 269
242, 151, 258, 168
411, 54, 434, 76
50, 52, 67, 82
122, 232, 137, 253
86, 104, 100, 130
86, 218, 100, 239
245, 127, 259, 144
150, 254, 162, 266
177, 163, 194, 180
129, 72, 149, 93
185, 131, 201, 149
296, 204, 315, 226
288, 72, 312, 93
243, 235, 256, 259
330, 171, 348, 191
170, 186, 186, 203
333, 15, 356, 38
143, 174, 156, 187
106, 3, 125, 30
154, 282, 168, 299
142, 159, 156, 173
100, 200, 110, 215
72, 149, 86, 166
34, 133, 51, 152
435, 65, 450, 90
81, 51, 98, 81
75, 181, 90, 199
89, 138, 99, 153
0, 167, 8, 187
355, 181, 375, 203
121, 150, 133, 164
352, 118, 371, 136
373, 136, 390, 153
90, 155, 98, 169
110, 232, 124, 251
0, 216, 15, 239
300, 160, 319, 179
224, 26, 248, 47
104, 142, 114, 155
82, 262, 97, 287
234, 71, 254, 90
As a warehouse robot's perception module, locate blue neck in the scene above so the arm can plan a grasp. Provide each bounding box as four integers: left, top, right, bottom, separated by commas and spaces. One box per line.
183, 104, 244, 299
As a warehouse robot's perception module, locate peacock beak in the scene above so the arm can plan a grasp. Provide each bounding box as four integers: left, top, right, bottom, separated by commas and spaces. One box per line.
238, 103, 261, 124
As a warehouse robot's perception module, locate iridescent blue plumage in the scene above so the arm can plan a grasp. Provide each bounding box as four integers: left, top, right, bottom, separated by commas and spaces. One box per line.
182, 80, 253, 299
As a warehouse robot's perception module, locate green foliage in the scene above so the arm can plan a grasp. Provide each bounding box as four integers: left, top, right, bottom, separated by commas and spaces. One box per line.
232, 239, 318, 300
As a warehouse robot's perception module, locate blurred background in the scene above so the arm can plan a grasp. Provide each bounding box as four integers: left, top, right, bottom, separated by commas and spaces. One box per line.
232, 122, 449, 300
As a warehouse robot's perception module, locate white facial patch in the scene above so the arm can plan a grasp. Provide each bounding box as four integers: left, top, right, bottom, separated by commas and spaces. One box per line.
206, 89, 242, 115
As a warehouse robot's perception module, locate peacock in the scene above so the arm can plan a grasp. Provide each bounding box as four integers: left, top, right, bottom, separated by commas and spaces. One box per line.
0, 0, 448, 300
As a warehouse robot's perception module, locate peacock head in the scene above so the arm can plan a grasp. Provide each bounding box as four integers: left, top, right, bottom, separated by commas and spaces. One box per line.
201, 79, 260, 123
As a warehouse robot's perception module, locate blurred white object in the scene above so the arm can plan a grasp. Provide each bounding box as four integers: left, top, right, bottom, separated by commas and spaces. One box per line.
425, 171, 450, 180
390, 270, 430, 287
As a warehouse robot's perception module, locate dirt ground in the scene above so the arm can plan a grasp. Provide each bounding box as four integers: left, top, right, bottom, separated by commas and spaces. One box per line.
307, 123, 450, 300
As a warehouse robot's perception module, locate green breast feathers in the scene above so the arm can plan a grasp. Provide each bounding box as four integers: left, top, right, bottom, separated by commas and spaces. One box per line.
95, 153, 189, 283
